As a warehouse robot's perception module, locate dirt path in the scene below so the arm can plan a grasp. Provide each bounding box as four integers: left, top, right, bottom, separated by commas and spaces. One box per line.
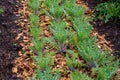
0, 0, 22, 79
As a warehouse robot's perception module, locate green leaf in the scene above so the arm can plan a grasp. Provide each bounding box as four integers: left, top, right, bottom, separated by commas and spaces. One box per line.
31, 38, 45, 52
28, 0, 40, 11
30, 26, 40, 39
70, 70, 93, 80
29, 14, 39, 26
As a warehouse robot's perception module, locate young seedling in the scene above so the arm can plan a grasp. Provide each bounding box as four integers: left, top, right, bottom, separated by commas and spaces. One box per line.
32, 52, 60, 80
35, 69, 60, 80
70, 70, 93, 80
96, 60, 119, 80
49, 20, 72, 53
66, 51, 83, 71
65, 6, 85, 18
44, 0, 64, 20
94, 0, 120, 23
29, 14, 39, 26
34, 53, 53, 71
77, 38, 101, 69
73, 17, 92, 42
28, 0, 40, 13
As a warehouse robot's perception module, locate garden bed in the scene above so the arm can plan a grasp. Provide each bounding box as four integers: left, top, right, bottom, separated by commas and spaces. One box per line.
0, 0, 120, 80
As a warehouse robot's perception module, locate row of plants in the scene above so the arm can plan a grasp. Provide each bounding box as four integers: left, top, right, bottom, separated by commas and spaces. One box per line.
28, 0, 119, 80
28, 0, 61, 79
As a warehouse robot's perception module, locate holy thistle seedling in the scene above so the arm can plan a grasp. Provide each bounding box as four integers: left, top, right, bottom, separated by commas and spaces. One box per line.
66, 50, 83, 71
35, 68, 60, 80
64, 0, 85, 18
73, 18, 92, 41
49, 20, 71, 53
44, 0, 64, 20
34, 53, 53, 71
77, 38, 100, 67
96, 60, 119, 80
70, 70, 93, 80
28, 0, 40, 12
29, 14, 39, 26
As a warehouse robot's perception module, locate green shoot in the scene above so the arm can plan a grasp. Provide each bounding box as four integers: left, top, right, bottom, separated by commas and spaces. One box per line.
78, 38, 100, 63
29, 14, 39, 26
44, 0, 64, 20
73, 18, 92, 41
95, 0, 120, 22
70, 70, 93, 80
96, 60, 119, 80
35, 69, 60, 80
66, 50, 83, 70
49, 20, 72, 53
30, 38, 45, 52
34, 53, 53, 71
30, 26, 40, 39
28, 0, 40, 12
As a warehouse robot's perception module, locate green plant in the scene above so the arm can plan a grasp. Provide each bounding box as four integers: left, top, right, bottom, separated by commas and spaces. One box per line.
44, 0, 60, 8
73, 18, 92, 42
96, 60, 119, 80
30, 38, 45, 52
44, 0, 64, 20
29, 14, 39, 26
65, 5, 85, 18
77, 38, 101, 63
28, 0, 40, 12
95, 0, 120, 22
48, 20, 72, 53
66, 50, 83, 70
35, 69, 60, 80
30, 26, 40, 39
49, 5, 64, 20
32, 52, 60, 80
34, 53, 53, 71
70, 70, 93, 80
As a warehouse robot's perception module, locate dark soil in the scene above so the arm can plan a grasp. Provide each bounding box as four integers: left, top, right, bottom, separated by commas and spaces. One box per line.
83, 0, 107, 8
0, 0, 22, 79
83, 0, 120, 57
94, 20, 120, 57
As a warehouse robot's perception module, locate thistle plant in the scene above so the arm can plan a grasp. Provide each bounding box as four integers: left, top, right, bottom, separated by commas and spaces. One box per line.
65, 5, 85, 18
44, 0, 60, 8
96, 60, 119, 80
34, 69, 60, 80
77, 38, 101, 69
29, 14, 39, 26
70, 70, 93, 80
66, 50, 83, 71
48, 20, 72, 53
30, 38, 45, 53
44, 0, 64, 20
34, 53, 53, 71
73, 18, 92, 42
28, 0, 40, 12
94, 0, 120, 22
